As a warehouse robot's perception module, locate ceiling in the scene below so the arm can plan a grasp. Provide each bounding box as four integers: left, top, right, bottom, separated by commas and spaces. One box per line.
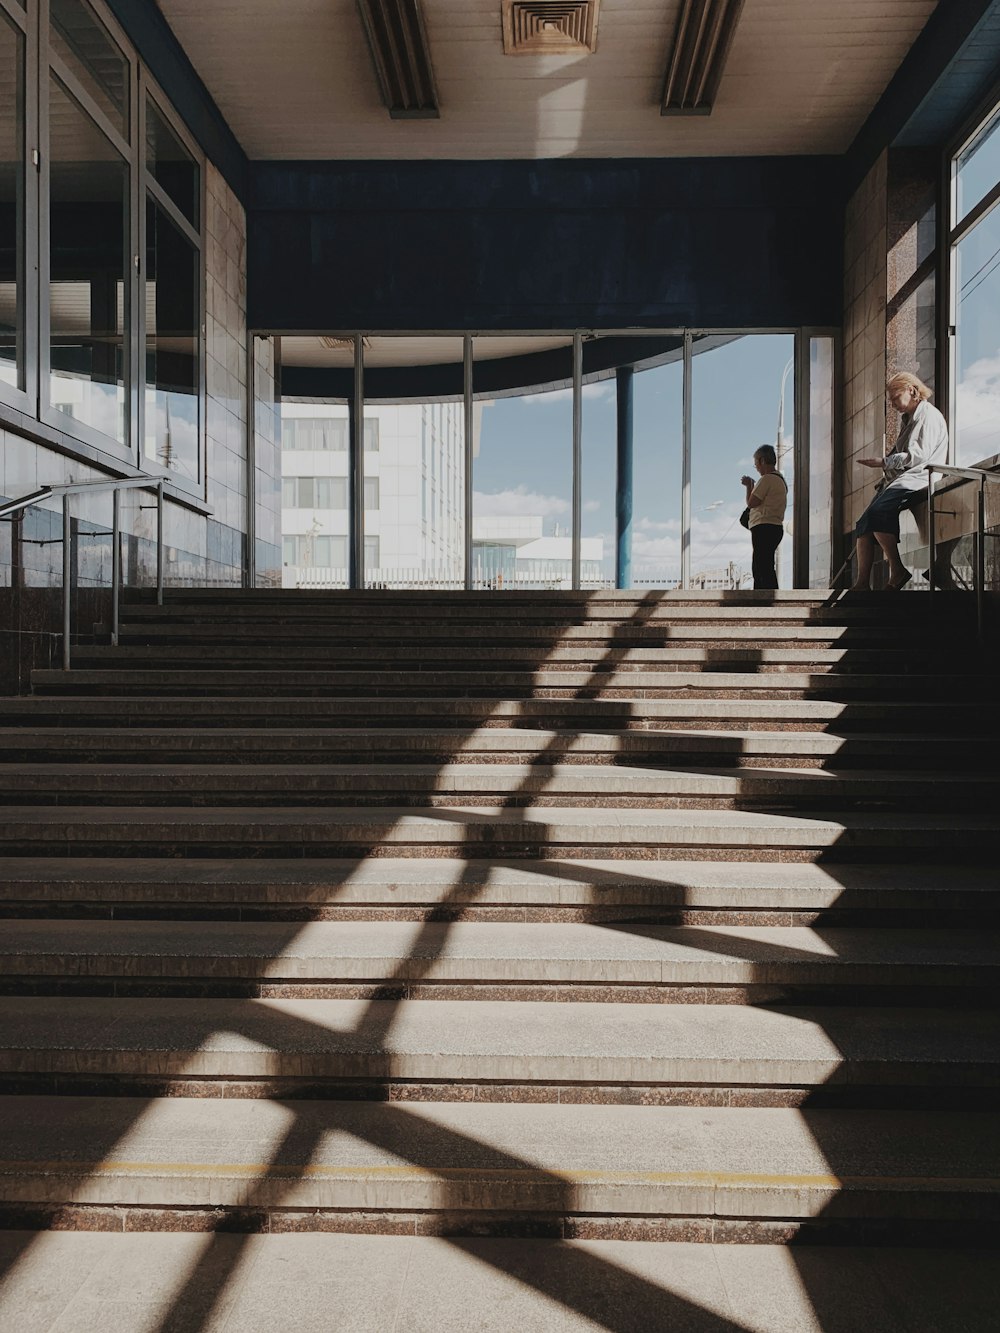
156, 0, 939, 160
279, 335, 573, 368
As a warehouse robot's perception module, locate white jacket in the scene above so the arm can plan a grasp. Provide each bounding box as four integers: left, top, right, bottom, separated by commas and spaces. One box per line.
883, 399, 948, 493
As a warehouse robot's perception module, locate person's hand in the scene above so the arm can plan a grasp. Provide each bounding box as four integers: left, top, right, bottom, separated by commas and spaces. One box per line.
740, 475, 753, 487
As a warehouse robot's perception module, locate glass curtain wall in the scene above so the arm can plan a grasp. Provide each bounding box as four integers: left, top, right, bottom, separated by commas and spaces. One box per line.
0, 0, 205, 483
0, 5, 24, 392
629, 353, 683, 588
691, 334, 796, 588
264, 331, 828, 590
952, 101, 1000, 467
472, 337, 573, 590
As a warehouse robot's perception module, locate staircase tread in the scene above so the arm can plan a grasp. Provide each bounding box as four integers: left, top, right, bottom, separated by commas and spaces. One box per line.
1, 921, 996, 977
1, 998, 998, 1075
1, 1097, 997, 1217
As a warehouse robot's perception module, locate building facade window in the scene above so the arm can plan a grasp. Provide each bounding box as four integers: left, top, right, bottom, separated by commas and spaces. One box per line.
950, 95, 1000, 468
0, 0, 205, 491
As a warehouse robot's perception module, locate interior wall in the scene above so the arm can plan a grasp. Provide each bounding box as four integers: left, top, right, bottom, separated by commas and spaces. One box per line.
248, 158, 846, 333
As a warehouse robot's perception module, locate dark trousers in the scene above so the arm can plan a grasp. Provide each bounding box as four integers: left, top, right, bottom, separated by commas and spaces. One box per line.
751, 524, 783, 589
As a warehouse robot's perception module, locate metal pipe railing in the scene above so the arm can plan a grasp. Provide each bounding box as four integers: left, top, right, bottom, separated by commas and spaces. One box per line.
0, 474, 168, 669
926, 462, 1000, 642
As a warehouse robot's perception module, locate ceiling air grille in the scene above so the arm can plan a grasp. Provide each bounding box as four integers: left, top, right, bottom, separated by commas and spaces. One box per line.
661, 0, 745, 116
502, 1, 600, 56
356, 0, 439, 119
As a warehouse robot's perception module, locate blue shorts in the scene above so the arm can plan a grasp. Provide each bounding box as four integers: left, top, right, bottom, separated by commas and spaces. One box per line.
856, 486, 916, 540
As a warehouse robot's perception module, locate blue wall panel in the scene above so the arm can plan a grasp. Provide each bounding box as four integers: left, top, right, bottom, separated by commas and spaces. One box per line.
248, 158, 844, 333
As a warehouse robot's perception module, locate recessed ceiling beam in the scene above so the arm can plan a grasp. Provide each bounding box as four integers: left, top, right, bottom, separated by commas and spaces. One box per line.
356, 0, 439, 119
661, 0, 745, 116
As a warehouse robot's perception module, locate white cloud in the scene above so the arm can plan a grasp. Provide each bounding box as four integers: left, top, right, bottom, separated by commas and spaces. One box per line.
583, 499, 601, 513
519, 382, 613, 405
473, 485, 570, 518
956, 349, 1000, 460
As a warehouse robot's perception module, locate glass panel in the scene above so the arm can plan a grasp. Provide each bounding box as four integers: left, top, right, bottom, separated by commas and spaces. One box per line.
279, 399, 350, 588
146, 98, 198, 227
473, 336, 572, 589
954, 202, 1000, 466
956, 104, 1000, 225
629, 357, 683, 588
144, 196, 200, 479
691, 334, 795, 588
49, 0, 129, 135
48, 75, 128, 444
808, 336, 835, 589
0, 10, 23, 391
580, 367, 616, 590
364, 395, 464, 589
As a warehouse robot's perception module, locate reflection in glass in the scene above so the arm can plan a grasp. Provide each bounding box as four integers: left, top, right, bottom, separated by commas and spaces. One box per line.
280, 399, 351, 588
630, 358, 683, 587
48, 75, 128, 443
364, 399, 465, 589
49, 0, 129, 135
146, 98, 198, 226
954, 202, 1000, 466
808, 337, 835, 588
956, 105, 1000, 225
473, 339, 572, 589
581, 370, 616, 588
145, 198, 199, 478
692, 335, 795, 588
0, 10, 23, 390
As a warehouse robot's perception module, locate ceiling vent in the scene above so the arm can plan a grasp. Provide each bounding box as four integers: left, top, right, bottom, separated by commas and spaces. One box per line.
661, 0, 745, 115
502, 1, 600, 56
356, 0, 439, 118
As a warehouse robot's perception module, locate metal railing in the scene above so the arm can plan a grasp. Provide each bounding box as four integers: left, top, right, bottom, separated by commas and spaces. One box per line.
927, 462, 1000, 640
0, 475, 166, 668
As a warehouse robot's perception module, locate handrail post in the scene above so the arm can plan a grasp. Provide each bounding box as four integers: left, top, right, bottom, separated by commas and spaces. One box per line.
111, 487, 121, 646
156, 482, 164, 605
927, 469, 935, 599
977, 478, 986, 644
62, 494, 71, 670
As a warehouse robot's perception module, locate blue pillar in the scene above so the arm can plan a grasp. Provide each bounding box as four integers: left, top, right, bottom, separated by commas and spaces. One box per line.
615, 366, 634, 589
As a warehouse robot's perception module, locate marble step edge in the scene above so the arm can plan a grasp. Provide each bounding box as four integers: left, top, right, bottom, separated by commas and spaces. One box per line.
0, 807, 994, 849
0, 1097, 997, 1223
0, 858, 993, 907
0, 921, 997, 986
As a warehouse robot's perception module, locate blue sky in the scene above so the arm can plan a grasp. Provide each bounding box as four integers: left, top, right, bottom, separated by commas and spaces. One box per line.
474, 334, 796, 580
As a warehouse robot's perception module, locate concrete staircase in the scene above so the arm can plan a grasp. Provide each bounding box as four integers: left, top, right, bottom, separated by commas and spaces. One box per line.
1, 589, 998, 1247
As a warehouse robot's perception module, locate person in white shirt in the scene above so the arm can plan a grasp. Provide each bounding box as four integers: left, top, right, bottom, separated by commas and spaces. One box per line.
740, 445, 788, 589
852, 372, 948, 591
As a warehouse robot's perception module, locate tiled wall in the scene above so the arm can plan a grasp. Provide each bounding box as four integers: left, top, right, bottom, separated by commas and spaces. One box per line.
843, 152, 888, 537
252, 336, 281, 587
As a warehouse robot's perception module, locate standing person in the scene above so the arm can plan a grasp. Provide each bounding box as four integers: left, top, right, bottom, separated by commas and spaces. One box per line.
852, 372, 948, 591
740, 445, 787, 590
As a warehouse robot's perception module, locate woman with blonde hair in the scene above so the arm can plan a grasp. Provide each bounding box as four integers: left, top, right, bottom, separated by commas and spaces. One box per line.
852, 371, 948, 590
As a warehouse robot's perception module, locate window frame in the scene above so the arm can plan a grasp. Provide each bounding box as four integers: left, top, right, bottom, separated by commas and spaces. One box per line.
0, 0, 38, 418
944, 77, 1000, 472
1, 0, 206, 498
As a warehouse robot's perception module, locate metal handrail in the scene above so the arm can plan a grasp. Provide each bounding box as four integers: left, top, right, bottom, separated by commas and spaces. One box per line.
0, 475, 166, 668
927, 462, 1000, 641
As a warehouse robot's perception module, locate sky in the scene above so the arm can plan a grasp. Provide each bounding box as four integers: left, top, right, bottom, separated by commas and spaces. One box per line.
474, 334, 796, 582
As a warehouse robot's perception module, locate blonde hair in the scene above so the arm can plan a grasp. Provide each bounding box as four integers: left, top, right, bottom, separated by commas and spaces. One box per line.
886, 371, 933, 401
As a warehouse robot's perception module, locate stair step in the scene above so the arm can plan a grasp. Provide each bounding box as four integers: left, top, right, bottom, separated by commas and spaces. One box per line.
31, 668, 974, 698
1, 996, 997, 1097
2, 1097, 997, 1236
0, 805, 992, 859
1, 922, 995, 1000
3, 763, 991, 810
0, 857, 994, 920
3, 697, 986, 733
